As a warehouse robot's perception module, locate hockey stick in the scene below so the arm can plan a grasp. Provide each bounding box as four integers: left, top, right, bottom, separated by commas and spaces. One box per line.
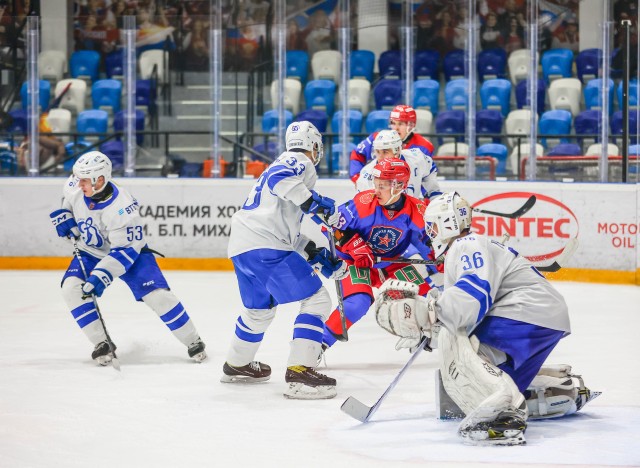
72, 239, 121, 371
472, 195, 537, 219
374, 256, 439, 265
536, 238, 579, 273
341, 335, 430, 423
310, 214, 348, 342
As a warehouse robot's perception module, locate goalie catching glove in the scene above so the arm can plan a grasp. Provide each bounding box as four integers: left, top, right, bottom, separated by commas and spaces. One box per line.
374, 279, 439, 350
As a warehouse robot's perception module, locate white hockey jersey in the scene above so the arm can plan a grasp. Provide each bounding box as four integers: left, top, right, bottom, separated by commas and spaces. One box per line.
355, 147, 442, 200
435, 234, 570, 336
228, 151, 317, 257
61, 176, 146, 280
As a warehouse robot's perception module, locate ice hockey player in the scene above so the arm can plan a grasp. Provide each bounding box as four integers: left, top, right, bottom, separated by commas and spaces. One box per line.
349, 104, 434, 182
321, 157, 435, 350
222, 120, 347, 399
356, 129, 441, 201
49, 151, 207, 366
374, 191, 599, 446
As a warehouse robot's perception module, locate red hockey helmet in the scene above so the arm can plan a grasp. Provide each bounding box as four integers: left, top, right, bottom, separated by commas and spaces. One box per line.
389, 105, 417, 125
372, 157, 410, 190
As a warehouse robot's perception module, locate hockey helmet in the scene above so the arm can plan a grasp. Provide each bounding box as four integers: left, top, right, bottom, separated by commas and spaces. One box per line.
73, 151, 112, 192
285, 120, 324, 165
373, 129, 403, 160
371, 157, 410, 205
390, 105, 417, 125
423, 191, 472, 258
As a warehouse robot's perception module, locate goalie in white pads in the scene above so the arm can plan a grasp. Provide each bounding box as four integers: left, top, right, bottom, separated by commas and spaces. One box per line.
49, 152, 207, 365
222, 121, 347, 399
374, 191, 599, 446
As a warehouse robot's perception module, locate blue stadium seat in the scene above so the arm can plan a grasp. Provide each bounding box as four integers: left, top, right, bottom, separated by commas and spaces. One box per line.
434, 110, 465, 143
480, 79, 512, 117
100, 140, 124, 169
476, 143, 508, 175
443, 49, 465, 81
541, 48, 574, 82
476, 109, 503, 145
261, 110, 293, 134
92, 79, 122, 114
574, 110, 602, 148
113, 110, 145, 145
617, 79, 638, 110
539, 109, 572, 148
304, 79, 336, 116
413, 79, 440, 114
105, 49, 124, 79
252, 141, 279, 161
8, 109, 27, 133
293, 109, 328, 132
373, 79, 404, 110
0, 150, 18, 175
575, 48, 601, 83
414, 49, 440, 80
584, 78, 614, 114
477, 48, 507, 81
629, 144, 640, 174
286, 50, 309, 83
378, 50, 402, 79
136, 79, 157, 109
444, 79, 468, 111
365, 110, 391, 133
77, 109, 109, 142
331, 110, 363, 144
70, 50, 101, 83
350, 50, 375, 82
547, 143, 582, 156
611, 110, 639, 145
515, 79, 546, 113
21, 80, 51, 112
330, 142, 356, 173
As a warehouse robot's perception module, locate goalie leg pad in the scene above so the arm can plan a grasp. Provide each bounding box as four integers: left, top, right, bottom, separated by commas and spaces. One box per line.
226, 306, 277, 367
526, 365, 601, 419
437, 328, 527, 444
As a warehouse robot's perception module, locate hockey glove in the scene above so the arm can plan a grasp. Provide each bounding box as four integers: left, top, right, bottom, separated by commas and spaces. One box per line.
81, 269, 113, 298
301, 190, 336, 217
50, 209, 80, 239
340, 233, 374, 269
308, 248, 349, 280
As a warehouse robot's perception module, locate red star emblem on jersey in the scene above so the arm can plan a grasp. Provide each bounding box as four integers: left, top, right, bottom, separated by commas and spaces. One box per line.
378, 234, 392, 247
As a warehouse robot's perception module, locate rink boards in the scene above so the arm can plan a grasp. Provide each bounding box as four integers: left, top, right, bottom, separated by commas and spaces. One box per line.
1, 178, 638, 284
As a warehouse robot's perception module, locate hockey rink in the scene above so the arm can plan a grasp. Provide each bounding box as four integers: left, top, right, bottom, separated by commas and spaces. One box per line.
1, 270, 639, 468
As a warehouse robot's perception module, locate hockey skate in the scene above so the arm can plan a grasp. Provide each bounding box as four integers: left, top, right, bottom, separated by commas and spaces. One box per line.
187, 339, 207, 363
284, 365, 336, 400
92, 341, 116, 366
459, 410, 527, 446
220, 361, 272, 383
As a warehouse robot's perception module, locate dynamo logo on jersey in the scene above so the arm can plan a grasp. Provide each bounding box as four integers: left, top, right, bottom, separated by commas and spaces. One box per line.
369, 226, 402, 252
78, 217, 105, 248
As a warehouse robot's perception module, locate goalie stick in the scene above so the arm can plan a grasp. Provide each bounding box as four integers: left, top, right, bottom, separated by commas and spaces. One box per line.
472, 195, 537, 219
341, 336, 430, 423
536, 237, 579, 273
73, 239, 121, 371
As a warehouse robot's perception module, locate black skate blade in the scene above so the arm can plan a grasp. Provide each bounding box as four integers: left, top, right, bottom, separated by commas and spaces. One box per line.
341, 396, 373, 423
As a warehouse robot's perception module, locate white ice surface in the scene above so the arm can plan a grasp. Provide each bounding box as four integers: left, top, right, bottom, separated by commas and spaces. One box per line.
1, 271, 639, 468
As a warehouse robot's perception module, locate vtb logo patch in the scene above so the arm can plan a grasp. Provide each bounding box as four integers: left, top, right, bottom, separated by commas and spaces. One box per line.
369, 226, 402, 252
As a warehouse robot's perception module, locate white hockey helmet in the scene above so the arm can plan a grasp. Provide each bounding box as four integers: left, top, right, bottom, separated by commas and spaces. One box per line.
424, 191, 472, 258
373, 129, 402, 160
285, 120, 324, 165
73, 151, 112, 193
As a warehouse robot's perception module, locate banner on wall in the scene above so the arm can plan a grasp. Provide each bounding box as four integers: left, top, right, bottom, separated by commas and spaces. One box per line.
0, 179, 638, 275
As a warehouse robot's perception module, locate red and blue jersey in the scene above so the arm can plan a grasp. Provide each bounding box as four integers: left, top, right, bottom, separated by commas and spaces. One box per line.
349, 132, 435, 181
333, 191, 432, 267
